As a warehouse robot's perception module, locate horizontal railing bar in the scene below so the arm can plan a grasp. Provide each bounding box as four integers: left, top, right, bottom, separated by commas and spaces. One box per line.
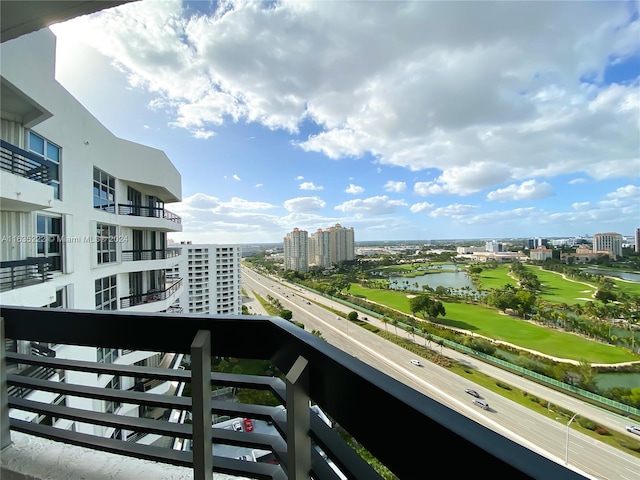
0, 257, 51, 268
7, 352, 286, 393
9, 396, 191, 438
8, 374, 190, 410
211, 455, 285, 480
10, 418, 193, 467
0, 140, 58, 170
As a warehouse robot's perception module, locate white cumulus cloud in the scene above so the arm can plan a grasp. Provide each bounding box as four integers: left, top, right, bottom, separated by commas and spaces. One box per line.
486, 180, 555, 201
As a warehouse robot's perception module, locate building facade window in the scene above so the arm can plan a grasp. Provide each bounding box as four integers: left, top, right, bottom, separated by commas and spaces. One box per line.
93, 167, 116, 212
104, 376, 121, 414
36, 214, 62, 272
95, 275, 117, 310
28, 131, 61, 199
47, 287, 67, 308
97, 224, 117, 264
97, 347, 119, 364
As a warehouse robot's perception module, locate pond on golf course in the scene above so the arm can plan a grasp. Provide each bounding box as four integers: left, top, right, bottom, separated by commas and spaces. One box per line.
388, 265, 477, 292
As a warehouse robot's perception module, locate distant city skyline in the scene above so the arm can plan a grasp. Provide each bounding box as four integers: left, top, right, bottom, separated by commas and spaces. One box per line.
50, 0, 639, 243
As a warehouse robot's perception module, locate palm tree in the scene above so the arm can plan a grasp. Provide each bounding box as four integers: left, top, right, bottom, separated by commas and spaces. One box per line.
421, 326, 429, 347
381, 316, 389, 333
391, 319, 398, 335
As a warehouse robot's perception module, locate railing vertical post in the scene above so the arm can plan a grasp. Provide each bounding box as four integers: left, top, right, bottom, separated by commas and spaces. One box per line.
285, 355, 310, 479
1, 317, 12, 449
191, 330, 212, 480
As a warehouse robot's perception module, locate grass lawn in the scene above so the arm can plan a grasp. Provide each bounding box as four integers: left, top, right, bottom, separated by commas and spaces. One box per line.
475, 265, 517, 290
349, 284, 638, 364
524, 266, 596, 305
610, 277, 640, 297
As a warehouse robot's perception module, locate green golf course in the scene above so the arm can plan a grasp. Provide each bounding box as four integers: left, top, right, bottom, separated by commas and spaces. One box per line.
348, 283, 639, 364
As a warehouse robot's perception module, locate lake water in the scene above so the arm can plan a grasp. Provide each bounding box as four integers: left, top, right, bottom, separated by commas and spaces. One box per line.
389, 268, 477, 292
581, 268, 640, 282
594, 372, 640, 390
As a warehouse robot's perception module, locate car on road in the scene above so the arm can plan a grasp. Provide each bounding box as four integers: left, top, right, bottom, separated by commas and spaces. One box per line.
473, 399, 490, 410
464, 389, 480, 398
410, 359, 422, 367
236, 455, 252, 461
243, 418, 254, 432
232, 421, 243, 432
626, 425, 640, 436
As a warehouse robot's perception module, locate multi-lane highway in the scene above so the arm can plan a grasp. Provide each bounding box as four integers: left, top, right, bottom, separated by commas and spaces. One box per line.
242, 266, 640, 480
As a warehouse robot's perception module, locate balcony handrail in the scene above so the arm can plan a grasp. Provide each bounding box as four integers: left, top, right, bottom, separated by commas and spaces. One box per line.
0, 257, 52, 291
0, 307, 589, 480
121, 248, 181, 262
119, 278, 183, 309
0, 140, 56, 185
117, 203, 182, 224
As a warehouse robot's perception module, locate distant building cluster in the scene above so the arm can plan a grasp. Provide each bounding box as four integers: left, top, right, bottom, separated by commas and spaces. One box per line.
455, 230, 634, 264
283, 224, 355, 272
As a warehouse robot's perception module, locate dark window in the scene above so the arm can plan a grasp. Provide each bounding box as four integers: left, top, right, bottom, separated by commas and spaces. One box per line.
29, 131, 61, 199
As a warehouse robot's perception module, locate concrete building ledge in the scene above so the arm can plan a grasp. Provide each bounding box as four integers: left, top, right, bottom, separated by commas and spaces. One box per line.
1, 432, 193, 480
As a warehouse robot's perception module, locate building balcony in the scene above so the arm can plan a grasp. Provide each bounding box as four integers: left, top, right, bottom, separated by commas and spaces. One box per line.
0, 306, 588, 480
121, 248, 181, 262
94, 203, 182, 232
0, 258, 56, 307
119, 278, 183, 311
0, 140, 55, 211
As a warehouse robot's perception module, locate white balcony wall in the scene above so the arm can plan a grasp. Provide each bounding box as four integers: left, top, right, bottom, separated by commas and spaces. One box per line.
0, 282, 56, 307
0, 171, 55, 211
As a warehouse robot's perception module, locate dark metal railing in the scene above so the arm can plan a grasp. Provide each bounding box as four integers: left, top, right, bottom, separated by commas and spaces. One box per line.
117, 204, 181, 224
0, 307, 588, 480
6, 342, 57, 399
0, 140, 55, 185
121, 248, 181, 262
0, 257, 52, 291
119, 278, 183, 309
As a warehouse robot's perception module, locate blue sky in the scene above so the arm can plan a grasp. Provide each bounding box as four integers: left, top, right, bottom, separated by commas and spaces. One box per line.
49, 0, 639, 244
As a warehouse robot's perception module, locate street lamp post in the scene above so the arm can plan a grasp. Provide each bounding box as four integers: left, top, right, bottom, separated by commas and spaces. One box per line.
565, 413, 579, 465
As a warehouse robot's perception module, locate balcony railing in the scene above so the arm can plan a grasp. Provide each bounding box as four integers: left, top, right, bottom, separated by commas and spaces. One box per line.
119, 278, 183, 309
0, 307, 588, 480
121, 248, 181, 262
0, 140, 54, 185
117, 203, 182, 224
0, 258, 52, 292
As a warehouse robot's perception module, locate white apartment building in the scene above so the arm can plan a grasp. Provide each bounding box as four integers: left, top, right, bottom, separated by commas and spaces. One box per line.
309, 224, 355, 268
326, 223, 355, 265
1, 29, 184, 440
309, 228, 330, 267
283, 227, 309, 272
485, 240, 503, 253
169, 242, 242, 315
593, 232, 623, 260
529, 246, 553, 262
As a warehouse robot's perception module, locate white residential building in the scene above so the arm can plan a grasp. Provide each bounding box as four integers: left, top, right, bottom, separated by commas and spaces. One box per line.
529, 246, 553, 262
592, 232, 623, 260
326, 223, 355, 265
309, 228, 330, 267
283, 227, 309, 272
169, 242, 242, 315
309, 224, 355, 268
1, 28, 183, 440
